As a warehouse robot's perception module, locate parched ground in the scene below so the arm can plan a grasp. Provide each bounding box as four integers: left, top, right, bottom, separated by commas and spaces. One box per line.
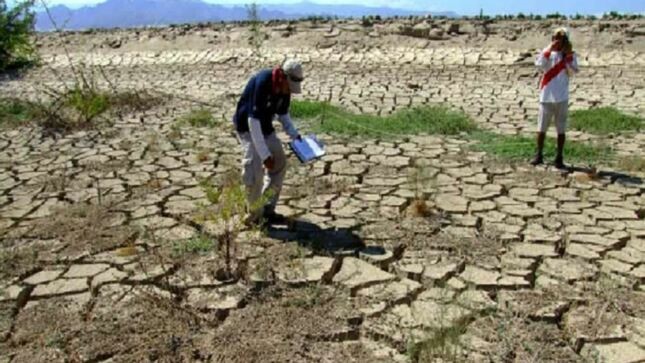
0, 18, 644, 362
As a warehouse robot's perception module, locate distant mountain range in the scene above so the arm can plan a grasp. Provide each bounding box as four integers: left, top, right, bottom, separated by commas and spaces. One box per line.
35, 0, 457, 31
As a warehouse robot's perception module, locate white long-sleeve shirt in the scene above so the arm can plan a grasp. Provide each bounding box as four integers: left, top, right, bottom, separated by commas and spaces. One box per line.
536, 47, 579, 103
248, 113, 299, 161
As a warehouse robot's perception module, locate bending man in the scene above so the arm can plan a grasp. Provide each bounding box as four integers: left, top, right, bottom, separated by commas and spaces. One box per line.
233, 59, 303, 225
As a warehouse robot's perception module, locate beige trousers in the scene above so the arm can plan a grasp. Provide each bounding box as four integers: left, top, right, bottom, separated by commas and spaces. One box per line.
238, 132, 287, 219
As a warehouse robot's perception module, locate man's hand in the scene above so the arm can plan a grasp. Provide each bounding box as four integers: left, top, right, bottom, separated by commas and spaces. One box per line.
263, 156, 275, 170
550, 39, 561, 51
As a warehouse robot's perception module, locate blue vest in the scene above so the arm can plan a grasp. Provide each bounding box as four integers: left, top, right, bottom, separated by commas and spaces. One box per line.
233, 69, 291, 136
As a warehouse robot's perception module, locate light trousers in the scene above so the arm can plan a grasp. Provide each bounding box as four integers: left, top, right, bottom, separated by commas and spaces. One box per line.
238, 132, 287, 219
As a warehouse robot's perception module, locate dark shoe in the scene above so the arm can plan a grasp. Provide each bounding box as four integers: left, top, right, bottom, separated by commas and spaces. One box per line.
530, 154, 544, 166
554, 156, 566, 169
263, 211, 288, 225
243, 214, 261, 228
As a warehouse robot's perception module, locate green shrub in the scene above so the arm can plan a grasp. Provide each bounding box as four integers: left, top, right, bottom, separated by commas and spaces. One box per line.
65, 88, 110, 123
570, 107, 643, 134
0, 0, 37, 72
291, 100, 477, 138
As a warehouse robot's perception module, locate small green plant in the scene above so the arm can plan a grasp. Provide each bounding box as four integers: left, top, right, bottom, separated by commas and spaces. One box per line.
173, 235, 215, 256
470, 131, 614, 165
65, 87, 110, 123
570, 107, 643, 134
0, 0, 37, 72
290, 100, 477, 138
177, 108, 218, 128
195, 172, 271, 279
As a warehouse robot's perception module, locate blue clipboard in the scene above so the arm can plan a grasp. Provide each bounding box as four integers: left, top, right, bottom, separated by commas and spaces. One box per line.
289, 134, 325, 163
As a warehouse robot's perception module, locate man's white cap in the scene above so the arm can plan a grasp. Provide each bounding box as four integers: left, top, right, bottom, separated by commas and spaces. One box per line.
283, 59, 304, 94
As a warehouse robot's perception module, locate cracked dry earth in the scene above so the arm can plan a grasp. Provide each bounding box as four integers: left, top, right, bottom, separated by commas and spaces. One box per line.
1, 19, 645, 362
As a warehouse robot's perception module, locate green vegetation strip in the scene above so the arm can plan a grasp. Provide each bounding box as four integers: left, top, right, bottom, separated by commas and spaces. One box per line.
570, 107, 643, 134
290, 100, 477, 137
292, 100, 617, 165
470, 132, 613, 165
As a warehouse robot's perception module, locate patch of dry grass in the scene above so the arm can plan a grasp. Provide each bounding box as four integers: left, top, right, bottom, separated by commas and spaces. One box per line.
32, 201, 136, 257
616, 155, 645, 173
0, 241, 40, 281
210, 284, 370, 361
9, 289, 213, 362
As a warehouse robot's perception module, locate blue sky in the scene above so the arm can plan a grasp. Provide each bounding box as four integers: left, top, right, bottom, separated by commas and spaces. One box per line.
19, 0, 645, 15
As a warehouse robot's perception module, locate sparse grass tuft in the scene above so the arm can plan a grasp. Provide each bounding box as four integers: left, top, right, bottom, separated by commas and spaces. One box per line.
291, 100, 477, 138
177, 109, 218, 128
470, 131, 613, 165
407, 316, 470, 362
570, 107, 643, 134
0, 98, 38, 127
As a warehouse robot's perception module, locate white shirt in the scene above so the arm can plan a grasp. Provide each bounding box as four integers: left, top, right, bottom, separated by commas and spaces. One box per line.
536, 47, 579, 103
248, 113, 299, 161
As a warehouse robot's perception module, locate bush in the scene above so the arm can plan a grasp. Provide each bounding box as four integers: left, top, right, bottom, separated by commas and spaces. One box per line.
0, 0, 36, 72
546, 12, 566, 20
604, 11, 624, 20
65, 87, 110, 123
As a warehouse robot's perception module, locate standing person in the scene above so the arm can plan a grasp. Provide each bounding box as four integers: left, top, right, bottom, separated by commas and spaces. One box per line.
531, 28, 579, 169
233, 59, 303, 225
